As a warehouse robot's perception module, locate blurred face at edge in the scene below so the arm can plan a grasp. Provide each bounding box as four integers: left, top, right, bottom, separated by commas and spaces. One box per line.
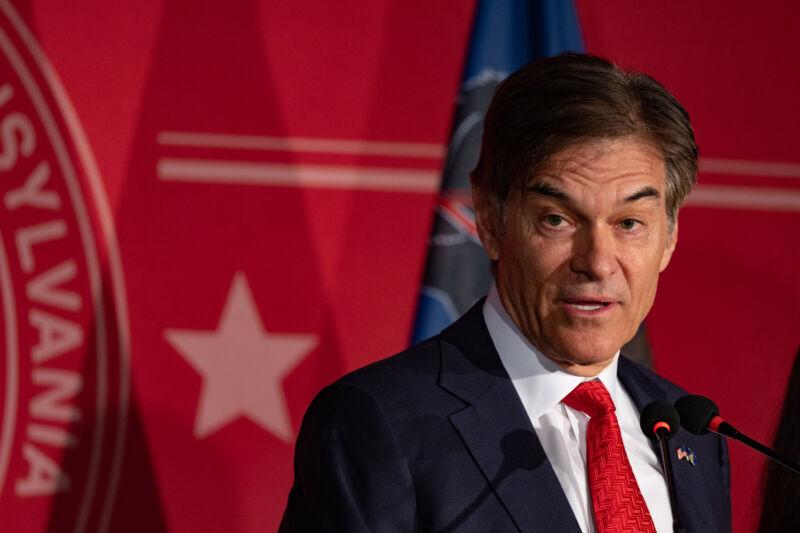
476, 137, 678, 377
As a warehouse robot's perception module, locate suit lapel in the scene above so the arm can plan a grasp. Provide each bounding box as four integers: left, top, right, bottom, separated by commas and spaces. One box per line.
438, 303, 582, 533
617, 357, 712, 532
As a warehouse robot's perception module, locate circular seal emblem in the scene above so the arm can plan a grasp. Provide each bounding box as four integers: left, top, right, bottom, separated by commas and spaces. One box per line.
0, 2, 129, 532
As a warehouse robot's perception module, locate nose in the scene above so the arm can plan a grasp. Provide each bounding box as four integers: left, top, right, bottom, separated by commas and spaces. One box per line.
569, 225, 618, 281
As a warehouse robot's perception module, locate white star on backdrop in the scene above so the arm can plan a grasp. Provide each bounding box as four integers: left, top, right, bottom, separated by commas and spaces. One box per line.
164, 272, 317, 442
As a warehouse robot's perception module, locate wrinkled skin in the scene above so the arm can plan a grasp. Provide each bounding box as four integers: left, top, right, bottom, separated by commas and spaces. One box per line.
475, 137, 678, 377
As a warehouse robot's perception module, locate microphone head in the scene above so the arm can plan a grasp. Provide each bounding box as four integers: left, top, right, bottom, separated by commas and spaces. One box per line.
639, 400, 681, 441
674, 394, 720, 435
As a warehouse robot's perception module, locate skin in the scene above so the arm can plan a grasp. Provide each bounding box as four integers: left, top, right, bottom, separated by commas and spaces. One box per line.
475, 137, 678, 377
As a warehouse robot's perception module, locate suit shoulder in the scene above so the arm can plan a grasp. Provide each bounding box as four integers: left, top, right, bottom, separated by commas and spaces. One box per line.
333, 336, 442, 396
304, 333, 469, 428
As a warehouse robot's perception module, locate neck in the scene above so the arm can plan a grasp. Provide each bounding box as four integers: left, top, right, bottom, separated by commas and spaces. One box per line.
553, 357, 614, 377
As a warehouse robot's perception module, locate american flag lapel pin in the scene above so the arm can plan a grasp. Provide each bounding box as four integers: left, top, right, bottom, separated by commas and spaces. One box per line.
676, 445, 696, 466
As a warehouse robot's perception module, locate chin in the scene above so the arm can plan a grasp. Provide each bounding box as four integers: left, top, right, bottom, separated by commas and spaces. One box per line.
553, 336, 621, 367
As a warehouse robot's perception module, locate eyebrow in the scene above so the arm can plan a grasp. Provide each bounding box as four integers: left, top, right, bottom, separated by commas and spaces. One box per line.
527, 182, 661, 204
624, 186, 660, 203
527, 182, 568, 200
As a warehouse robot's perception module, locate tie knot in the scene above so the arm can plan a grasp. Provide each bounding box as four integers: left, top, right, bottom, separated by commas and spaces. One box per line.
562, 380, 615, 418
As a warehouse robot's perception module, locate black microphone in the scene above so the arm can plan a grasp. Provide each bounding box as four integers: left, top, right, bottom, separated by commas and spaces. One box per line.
640, 401, 685, 533
674, 394, 800, 475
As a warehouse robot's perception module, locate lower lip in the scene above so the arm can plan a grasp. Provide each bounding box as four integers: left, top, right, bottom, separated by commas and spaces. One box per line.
559, 301, 618, 316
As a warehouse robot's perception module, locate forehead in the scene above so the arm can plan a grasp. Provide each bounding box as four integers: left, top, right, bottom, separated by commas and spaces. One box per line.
531, 137, 666, 192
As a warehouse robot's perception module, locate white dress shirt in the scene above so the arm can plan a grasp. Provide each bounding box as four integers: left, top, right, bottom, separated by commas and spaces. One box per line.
482, 286, 673, 532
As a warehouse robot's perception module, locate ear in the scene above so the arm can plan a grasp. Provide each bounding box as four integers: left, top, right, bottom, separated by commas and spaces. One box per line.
472, 187, 501, 261
659, 218, 678, 272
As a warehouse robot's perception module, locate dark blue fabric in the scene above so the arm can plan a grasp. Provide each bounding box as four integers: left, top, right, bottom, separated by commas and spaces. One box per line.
281, 302, 732, 532
463, 0, 583, 82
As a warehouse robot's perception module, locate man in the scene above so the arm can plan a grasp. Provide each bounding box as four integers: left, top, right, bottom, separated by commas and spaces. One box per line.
280, 54, 732, 532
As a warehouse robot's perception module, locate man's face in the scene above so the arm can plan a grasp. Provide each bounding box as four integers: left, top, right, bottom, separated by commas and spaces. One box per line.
476, 137, 678, 376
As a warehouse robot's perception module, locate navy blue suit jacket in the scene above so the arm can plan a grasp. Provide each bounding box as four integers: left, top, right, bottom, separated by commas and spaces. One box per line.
281, 302, 732, 532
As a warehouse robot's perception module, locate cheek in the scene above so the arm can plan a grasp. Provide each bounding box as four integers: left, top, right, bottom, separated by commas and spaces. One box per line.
624, 254, 663, 309
518, 240, 572, 298
499, 217, 573, 300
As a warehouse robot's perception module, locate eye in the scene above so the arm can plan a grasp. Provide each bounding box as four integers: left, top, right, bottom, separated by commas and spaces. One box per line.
545, 214, 565, 227
618, 219, 641, 230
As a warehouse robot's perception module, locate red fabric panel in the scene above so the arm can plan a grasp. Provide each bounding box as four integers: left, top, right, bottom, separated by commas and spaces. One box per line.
2, 1, 474, 531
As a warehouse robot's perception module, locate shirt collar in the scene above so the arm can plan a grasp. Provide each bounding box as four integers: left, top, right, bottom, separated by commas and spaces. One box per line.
482, 284, 621, 420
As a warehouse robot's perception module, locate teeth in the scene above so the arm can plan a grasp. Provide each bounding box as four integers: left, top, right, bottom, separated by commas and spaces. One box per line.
569, 303, 605, 311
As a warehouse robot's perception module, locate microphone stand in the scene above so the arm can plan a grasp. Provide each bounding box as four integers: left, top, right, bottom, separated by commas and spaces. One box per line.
655, 427, 686, 533
712, 420, 800, 474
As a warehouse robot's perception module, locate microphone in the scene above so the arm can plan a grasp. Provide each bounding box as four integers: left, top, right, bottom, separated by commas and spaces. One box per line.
674, 395, 800, 475
640, 400, 680, 441
640, 401, 685, 533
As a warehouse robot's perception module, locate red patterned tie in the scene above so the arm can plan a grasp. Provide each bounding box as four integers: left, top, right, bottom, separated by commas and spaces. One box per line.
562, 381, 656, 533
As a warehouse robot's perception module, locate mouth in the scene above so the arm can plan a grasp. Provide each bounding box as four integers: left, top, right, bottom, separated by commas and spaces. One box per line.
559, 298, 617, 314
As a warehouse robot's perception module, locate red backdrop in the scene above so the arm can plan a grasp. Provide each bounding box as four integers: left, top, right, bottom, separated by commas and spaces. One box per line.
0, 1, 797, 531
